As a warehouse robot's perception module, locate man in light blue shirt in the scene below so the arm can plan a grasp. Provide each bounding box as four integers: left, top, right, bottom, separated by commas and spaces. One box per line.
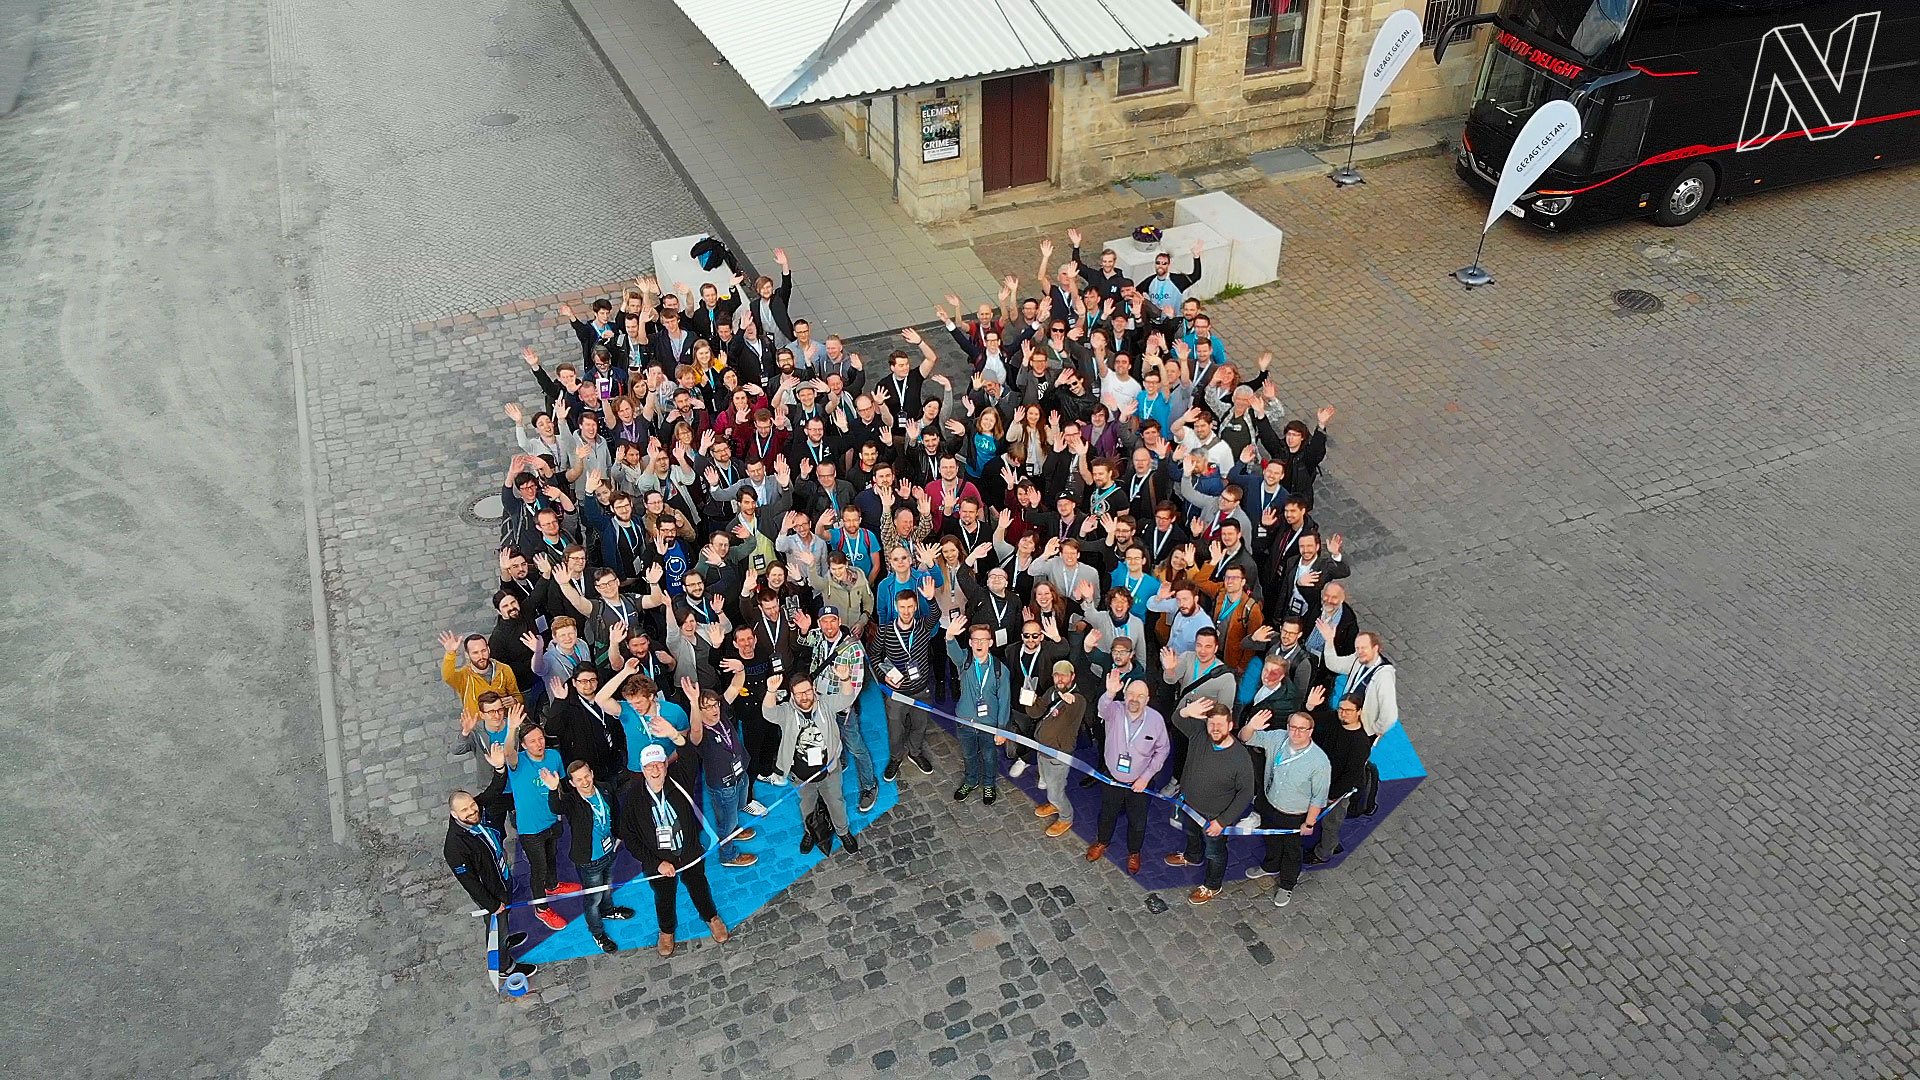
1241, 709, 1329, 908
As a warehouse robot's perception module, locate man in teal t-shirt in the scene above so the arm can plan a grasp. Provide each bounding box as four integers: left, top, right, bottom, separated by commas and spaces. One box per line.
505, 722, 580, 930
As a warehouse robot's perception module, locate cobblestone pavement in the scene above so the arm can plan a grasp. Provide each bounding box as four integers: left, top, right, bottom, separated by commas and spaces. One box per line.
314, 159, 1920, 1079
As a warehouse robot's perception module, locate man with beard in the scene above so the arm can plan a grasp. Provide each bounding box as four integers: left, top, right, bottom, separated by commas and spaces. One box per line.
443, 753, 537, 981
439, 630, 523, 754
487, 590, 545, 712
1162, 700, 1256, 906
767, 669, 864, 852
1085, 674, 1167, 875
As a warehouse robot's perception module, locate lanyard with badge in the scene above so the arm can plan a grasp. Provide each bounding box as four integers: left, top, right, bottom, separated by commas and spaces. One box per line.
650, 793, 680, 851
589, 791, 616, 857
972, 660, 993, 720
892, 623, 921, 684
1019, 651, 1041, 707
988, 595, 1010, 646
1115, 711, 1150, 776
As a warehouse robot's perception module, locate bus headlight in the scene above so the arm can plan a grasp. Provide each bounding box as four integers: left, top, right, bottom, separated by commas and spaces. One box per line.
1531, 196, 1572, 216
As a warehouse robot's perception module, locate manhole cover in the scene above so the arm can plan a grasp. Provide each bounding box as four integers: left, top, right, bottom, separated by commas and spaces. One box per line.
461, 493, 505, 526
478, 112, 520, 127
1612, 288, 1663, 313
484, 44, 513, 57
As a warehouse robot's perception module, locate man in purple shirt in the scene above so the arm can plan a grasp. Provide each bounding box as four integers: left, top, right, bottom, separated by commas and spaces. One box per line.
1084, 671, 1168, 875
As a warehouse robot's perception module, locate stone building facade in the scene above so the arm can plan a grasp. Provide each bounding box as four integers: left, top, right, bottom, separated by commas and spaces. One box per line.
822, 0, 1491, 221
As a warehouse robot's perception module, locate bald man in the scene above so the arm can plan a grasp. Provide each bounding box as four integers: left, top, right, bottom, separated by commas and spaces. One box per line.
442, 746, 536, 981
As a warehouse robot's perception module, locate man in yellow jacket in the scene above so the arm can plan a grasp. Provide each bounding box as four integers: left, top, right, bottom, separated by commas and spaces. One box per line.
440, 630, 523, 754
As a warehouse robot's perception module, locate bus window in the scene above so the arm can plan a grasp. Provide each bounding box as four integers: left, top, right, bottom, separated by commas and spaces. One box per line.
1590, 97, 1653, 173
1503, 0, 1637, 59
1472, 44, 1577, 133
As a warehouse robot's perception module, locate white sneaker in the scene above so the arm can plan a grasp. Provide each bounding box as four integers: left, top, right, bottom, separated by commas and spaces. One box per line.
1272, 887, 1293, 908
744, 800, 769, 816
1009, 760, 1030, 778
1245, 866, 1276, 880
762, 773, 789, 787
1235, 812, 1260, 830
1159, 779, 1181, 797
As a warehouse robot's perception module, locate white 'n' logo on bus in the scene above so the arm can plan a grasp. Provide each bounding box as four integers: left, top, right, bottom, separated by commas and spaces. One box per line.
1737, 11, 1880, 152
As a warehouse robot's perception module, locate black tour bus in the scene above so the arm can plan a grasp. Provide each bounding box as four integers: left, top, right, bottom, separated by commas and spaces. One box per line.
1438, 1, 1920, 229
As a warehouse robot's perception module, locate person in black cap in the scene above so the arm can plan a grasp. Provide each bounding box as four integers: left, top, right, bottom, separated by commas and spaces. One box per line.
443, 747, 536, 981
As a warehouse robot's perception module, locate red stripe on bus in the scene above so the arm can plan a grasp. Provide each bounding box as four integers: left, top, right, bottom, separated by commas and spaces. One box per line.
1534, 106, 1920, 196
1628, 63, 1699, 77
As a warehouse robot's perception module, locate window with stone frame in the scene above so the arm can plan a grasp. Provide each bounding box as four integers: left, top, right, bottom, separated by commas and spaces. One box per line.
1245, 0, 1309, 73
1117, 2, 1187, 95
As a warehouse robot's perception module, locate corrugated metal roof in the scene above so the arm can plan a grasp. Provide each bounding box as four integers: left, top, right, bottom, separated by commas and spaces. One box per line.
672, 0, 1209, 109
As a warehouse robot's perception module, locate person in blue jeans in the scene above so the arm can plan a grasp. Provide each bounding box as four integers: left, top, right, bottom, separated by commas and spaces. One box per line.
685, 672, 758, 867
944, 617, 1009, 804
544, 759, 635, 953
1162, 700, 1258, 906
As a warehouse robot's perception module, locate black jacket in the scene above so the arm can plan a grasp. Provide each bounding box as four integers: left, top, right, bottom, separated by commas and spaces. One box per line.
549, 779, 624, 865
1272, 552, 1351, 626
617, 777, 704, 868
543, 694, 625, 782
745, 273, 797, 341
443, 766, 515, 910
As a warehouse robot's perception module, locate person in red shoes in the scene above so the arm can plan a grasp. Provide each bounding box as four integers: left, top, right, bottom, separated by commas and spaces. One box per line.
504, 719, 580, 930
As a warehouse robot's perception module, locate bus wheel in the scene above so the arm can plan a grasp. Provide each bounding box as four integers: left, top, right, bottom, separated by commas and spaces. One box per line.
1654, 163, 1716, 227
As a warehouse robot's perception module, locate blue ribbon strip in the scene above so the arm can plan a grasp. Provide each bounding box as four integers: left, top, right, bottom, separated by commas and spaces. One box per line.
469, 771, 822, 917
882, 687, 1352, 836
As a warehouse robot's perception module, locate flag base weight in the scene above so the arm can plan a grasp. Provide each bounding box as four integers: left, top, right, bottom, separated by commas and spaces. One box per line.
1451, 264, 1495, 289
1329, 166, 1365, 188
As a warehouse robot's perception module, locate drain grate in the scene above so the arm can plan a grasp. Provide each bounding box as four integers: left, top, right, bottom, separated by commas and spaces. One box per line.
478, 112, 520, 127
1612, 288, 1663, 314
782, 112, 835, 141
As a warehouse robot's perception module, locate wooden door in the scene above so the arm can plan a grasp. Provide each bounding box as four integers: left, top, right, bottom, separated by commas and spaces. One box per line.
980, 71, 1051, 191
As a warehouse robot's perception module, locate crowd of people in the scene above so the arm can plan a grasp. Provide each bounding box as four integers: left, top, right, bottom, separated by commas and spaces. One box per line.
441, 229, 1403, 982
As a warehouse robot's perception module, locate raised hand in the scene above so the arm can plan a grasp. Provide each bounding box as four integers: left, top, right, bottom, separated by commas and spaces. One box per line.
1317, 406, 1336, 427
773, 248, 789, 270
1189, 239, 1204, 258
485, 743, 508, 771
1307, 684, 1328, 710
505, 402, 524, 424
459, 710, 480, 736
559, 303, 576, 322
522, 346, 541, 369
1067, 228, 1082, 247
520, 630, 543, 653
1250, 625, 1275, 644
900, 326, 922, 346
539, 768, 561, 791
1327, 533, 1344, 559
439, 630, 460, 653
